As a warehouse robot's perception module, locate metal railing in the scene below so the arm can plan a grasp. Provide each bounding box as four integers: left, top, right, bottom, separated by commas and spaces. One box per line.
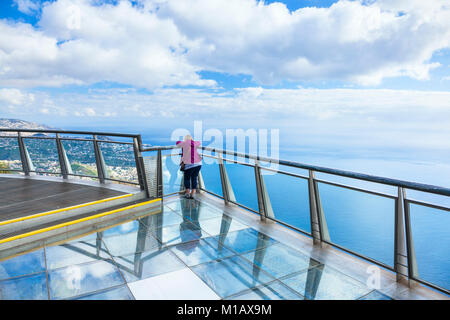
0, 129, 148, 193
141, 144, 450, 295
1, 130, 448, 294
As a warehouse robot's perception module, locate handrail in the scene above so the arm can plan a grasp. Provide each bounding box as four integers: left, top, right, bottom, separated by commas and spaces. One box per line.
2, 131, 449, 294
144, 143, 448, 294
141, 144, 450, 197
0, 128, 141, 139
141, 145, 176, 152
0, 128, 145, 187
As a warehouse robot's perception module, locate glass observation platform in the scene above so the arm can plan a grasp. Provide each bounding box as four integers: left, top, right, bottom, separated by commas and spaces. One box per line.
0, 129, 448, 300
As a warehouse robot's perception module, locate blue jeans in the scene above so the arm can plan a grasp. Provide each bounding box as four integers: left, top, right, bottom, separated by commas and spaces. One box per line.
184, 165, 201, 189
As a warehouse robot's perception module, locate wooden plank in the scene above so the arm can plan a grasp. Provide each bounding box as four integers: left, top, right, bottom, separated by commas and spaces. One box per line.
0, 177, 125, 221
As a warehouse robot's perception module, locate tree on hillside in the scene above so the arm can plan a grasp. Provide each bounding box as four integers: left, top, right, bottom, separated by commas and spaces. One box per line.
0, 161, 10, 174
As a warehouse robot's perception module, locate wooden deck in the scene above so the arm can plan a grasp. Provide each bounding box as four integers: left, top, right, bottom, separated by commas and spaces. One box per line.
0, 177, 125, 222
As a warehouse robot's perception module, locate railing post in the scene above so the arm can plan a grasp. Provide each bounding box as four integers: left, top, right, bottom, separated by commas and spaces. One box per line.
55, 133, 72, 179
308, 170, 330, 245
197, 171, 205, 193
402, 188, 419, 286
133, 137, 149, 197
93, 135, 108, 184
156, 149, 163, 198
394, 187, 409, 283
17, 132, 34, 176
254, 160, 275, 222
179, 172, 185, 194
141, 151, 159, 199
218, 153, 236, 205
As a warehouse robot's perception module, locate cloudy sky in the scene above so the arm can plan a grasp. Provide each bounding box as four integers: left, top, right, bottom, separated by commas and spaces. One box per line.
0, 0, 449, 167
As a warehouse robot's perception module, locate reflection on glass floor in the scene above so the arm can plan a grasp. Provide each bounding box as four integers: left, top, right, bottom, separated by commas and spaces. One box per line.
0, 197, 394, 300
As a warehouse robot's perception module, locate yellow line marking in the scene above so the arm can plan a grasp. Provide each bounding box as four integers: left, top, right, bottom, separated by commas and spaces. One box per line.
0, 205, 163, 262
48, 208, 163, 248
0, 198, 161, 244
0, 193, 134, 226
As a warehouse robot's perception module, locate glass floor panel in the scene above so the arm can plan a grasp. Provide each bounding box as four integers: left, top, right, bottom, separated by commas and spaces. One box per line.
191, 255, 275, 298
75, 285, 134, 300
358, 290, 393, 300
45, 240, 111, 270
196, 215, 249, 236
0, 197, 398, 300
127, 268, 220, 300
164, 198, 197, 212
226, 280, 305, 300
169, 237, 236, 267
0, 272, 48, 300
0, 249, 45, 280
280, 265, 373, 300
241, 242, 321, 279
205, 228, 279, 254
143, 210, 185, 228
102, 232, 161, 257
112, 247, 186, 283
152, 220, 208, 246
47, 260, 124, 300
166, 199, 223, 221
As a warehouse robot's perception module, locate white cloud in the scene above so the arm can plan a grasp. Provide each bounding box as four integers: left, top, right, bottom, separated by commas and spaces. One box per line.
0, 21, 80, 87
157, 0, 450, 85
0, 0, 449, 89
1, 0, 215, 89
0, 88, 35, 106
1, 87, 449, 154
13, 0, 40, 15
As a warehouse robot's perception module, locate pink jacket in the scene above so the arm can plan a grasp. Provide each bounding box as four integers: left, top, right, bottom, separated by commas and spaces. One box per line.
176, 140, 202, 164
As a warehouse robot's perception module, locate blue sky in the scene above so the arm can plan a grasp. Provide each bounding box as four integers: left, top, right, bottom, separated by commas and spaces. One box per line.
0, 0, 449, 93
0, 0, 449, 169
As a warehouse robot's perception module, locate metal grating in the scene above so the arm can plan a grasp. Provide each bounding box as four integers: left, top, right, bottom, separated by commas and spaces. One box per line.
143, 156, 158, 198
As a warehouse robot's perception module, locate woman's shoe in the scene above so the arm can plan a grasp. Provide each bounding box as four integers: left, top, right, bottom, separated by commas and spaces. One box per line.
184, 194, 191, 199
189, 194, 194, 199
